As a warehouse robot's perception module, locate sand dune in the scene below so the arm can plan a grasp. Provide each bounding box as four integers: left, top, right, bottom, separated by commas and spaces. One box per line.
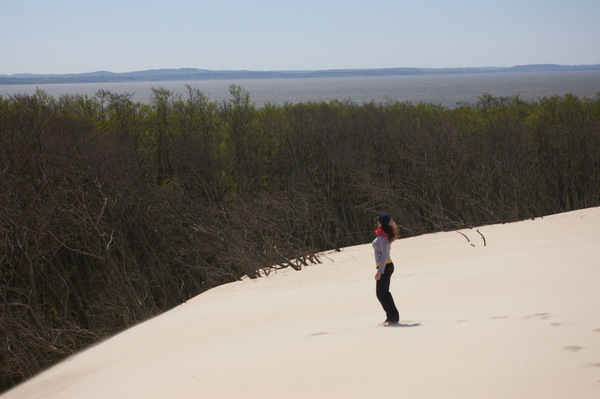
3, 208, 600, 399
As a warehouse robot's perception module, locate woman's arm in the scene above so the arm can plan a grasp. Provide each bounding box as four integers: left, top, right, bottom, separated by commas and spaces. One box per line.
376, 236, 390, 274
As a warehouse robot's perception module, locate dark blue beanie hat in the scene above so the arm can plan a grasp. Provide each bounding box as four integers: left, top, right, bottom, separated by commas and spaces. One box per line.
376, 213, 391, 225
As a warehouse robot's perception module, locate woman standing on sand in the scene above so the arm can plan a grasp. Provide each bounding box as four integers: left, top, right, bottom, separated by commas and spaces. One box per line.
373, 213, 400, 325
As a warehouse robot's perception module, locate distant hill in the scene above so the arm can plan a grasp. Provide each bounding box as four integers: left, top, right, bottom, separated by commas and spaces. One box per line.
1, 64, 599, 85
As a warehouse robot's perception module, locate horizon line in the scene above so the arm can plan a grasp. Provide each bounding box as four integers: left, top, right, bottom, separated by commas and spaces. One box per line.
1, 63, 599, 85
4, 63, 600, 77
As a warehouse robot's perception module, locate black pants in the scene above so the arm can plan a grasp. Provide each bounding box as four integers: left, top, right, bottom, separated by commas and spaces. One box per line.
376, 262, 399, 322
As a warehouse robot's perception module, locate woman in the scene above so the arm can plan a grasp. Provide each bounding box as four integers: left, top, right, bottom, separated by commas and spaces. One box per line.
373, 213, 400, 325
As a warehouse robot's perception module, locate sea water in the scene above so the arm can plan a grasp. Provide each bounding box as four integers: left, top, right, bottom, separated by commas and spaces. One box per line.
1, 71, 599, 108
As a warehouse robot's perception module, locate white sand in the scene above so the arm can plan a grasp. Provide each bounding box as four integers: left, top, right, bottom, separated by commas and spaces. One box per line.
3, 208, 600, 399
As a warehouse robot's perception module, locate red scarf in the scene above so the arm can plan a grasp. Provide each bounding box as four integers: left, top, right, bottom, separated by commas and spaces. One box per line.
375, 227, 388, 237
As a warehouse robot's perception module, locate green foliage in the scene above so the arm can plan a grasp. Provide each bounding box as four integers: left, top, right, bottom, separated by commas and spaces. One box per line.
1, 88, 600, 392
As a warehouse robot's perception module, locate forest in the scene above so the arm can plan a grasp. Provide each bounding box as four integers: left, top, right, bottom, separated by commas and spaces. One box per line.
1, 85, 599, 392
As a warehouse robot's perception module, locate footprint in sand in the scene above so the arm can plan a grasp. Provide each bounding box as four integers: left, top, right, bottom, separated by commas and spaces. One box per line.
550, 322, 573, 327
593, 328, 600, 332
564, 346, 584, 352
522, 313, 552, 320
490, 316, 509, 320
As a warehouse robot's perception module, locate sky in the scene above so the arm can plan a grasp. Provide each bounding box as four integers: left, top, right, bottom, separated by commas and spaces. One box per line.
1, 0, 599, 75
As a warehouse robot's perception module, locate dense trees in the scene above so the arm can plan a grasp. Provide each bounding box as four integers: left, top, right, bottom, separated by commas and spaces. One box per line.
1, 86, 599, 392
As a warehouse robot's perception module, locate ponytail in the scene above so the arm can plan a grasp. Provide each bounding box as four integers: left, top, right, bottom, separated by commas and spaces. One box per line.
382, 222, 399, 242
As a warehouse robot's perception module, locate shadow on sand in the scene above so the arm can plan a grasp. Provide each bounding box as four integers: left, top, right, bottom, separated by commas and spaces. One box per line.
381, 322, 422, 328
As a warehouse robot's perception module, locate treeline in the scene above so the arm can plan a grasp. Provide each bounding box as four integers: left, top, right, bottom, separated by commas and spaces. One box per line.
1, 86, 599, 391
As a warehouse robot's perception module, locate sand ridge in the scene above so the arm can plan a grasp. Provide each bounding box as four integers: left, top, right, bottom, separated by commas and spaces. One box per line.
2, 208, 599, 398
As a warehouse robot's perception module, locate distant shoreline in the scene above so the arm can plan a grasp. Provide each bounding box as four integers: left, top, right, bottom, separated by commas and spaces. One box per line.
1, 64, 599, 85
3, 71, 599, 108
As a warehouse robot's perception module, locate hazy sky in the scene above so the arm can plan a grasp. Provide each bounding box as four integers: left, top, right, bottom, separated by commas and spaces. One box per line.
1, 0, 599, 75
